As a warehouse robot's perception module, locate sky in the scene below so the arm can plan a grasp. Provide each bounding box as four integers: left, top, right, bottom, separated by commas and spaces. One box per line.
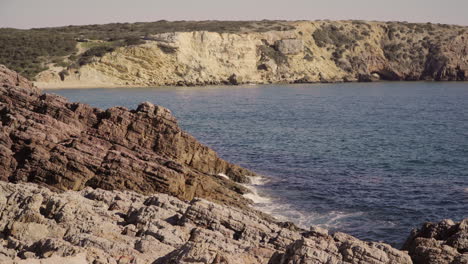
1, 0, 467, 29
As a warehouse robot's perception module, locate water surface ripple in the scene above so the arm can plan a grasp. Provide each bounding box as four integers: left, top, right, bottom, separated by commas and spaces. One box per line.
47, 82, 468, 246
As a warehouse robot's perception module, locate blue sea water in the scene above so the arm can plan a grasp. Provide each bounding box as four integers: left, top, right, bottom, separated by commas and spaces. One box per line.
46, 82, 468, 247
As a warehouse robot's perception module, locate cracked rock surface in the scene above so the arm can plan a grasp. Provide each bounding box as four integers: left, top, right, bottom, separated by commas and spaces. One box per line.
0, 181, 414, 264
0, 65, 466, 263
0, 64, 254, 210
403, 219, 468, 264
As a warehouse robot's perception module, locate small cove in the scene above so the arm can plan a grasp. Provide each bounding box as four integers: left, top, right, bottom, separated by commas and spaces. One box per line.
46, 81, 468, 246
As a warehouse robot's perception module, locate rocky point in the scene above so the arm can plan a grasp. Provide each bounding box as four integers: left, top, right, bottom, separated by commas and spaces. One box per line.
0, 65, 467, 263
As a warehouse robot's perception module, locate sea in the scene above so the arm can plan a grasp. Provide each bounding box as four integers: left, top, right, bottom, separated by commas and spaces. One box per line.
46, 81, 468, 247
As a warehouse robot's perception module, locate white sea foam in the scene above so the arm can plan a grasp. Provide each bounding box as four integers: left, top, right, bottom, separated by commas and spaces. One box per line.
242, 175, 371, 233
242, 175, 318, 228
217, 173, 230, 180
243, 192, 272, 204
249, 175, 269, 185
242, 175, 271, 204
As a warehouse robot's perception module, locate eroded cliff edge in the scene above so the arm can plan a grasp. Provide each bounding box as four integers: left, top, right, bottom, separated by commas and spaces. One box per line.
16, 20, 466, 88
1, 66, 466, 264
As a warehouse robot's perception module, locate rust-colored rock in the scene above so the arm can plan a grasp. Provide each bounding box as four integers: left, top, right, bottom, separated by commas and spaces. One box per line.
0, 65, 254, 208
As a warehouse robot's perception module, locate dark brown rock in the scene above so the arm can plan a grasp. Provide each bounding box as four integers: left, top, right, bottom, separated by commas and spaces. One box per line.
0, 65, 254, 209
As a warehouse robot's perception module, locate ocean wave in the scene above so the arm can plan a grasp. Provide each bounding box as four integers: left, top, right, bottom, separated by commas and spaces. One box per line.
242, 175, 272, 204
217, 173, 230, 180
249, 175, 269, 185
243, 175, 373, 232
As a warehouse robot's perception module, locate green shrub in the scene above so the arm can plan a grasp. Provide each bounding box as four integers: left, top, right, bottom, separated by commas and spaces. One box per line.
122, 37, 145, 46
415, 27, 424, 34
158, 43, 178, 53
258, 45, 287, 65
304, 54, 314, 61
58, 69, 69, 81
78, 46, 115, 65
383, 43, 404, 61
0, 29, 76, 78
312, 25, 354, 48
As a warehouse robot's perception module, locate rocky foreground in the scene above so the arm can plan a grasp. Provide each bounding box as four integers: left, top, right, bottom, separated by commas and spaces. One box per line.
0, 181, 413, 264
1, 182, 468, 264
0, 65, 467, 264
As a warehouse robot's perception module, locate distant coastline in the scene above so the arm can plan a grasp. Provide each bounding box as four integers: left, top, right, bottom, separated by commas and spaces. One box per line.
1, 20, 466, 89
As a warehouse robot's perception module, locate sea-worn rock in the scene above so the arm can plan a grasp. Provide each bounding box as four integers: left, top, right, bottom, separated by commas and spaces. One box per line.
0, 65, 463, 263
269, 231, 413, 264
403, 219, 468, 264
0, 64, 254, 209
0, 181, 414, 264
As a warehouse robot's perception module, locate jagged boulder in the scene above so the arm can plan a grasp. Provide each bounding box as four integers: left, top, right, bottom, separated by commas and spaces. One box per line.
0, 65, 254, 209
403, 219, 468, 264
0, 65, 36, 91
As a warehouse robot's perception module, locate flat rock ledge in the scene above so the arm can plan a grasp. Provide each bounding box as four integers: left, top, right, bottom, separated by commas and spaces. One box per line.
0, 181, 413, 264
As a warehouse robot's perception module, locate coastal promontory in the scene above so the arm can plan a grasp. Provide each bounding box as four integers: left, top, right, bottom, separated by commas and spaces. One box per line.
1, 65, 467, 263
1, 20, 467, 88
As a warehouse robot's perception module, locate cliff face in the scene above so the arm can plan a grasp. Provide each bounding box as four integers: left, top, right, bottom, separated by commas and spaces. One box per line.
0, 64, 253, 209
33, 21, 468, 88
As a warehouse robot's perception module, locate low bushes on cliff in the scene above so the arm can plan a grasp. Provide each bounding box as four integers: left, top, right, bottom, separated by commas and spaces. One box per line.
77, 45, 116, 66
312, 24, 359, 48
0, 29, 76, 79
0, 21, 294, 79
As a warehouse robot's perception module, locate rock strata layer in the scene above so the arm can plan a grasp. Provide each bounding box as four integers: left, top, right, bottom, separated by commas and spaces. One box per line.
31, 20, 468, 88
1, 65, 467, 264
0, 64, 253, 209
0, 181, 413, 264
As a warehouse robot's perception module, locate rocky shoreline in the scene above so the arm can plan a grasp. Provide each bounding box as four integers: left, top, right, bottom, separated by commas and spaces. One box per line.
1, 65, 467, 263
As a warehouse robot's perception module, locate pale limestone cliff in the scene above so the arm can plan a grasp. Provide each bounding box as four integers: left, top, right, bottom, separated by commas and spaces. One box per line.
34, 21, 468, 88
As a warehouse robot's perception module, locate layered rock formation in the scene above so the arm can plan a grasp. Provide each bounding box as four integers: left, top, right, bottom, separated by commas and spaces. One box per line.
1, 65, 467, 264
0, 181, 414, 264
0, 64, 254, 209
31, 20, 468, 88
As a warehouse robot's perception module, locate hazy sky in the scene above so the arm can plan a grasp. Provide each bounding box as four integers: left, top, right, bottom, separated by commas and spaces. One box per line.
1, 0, 467, 29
